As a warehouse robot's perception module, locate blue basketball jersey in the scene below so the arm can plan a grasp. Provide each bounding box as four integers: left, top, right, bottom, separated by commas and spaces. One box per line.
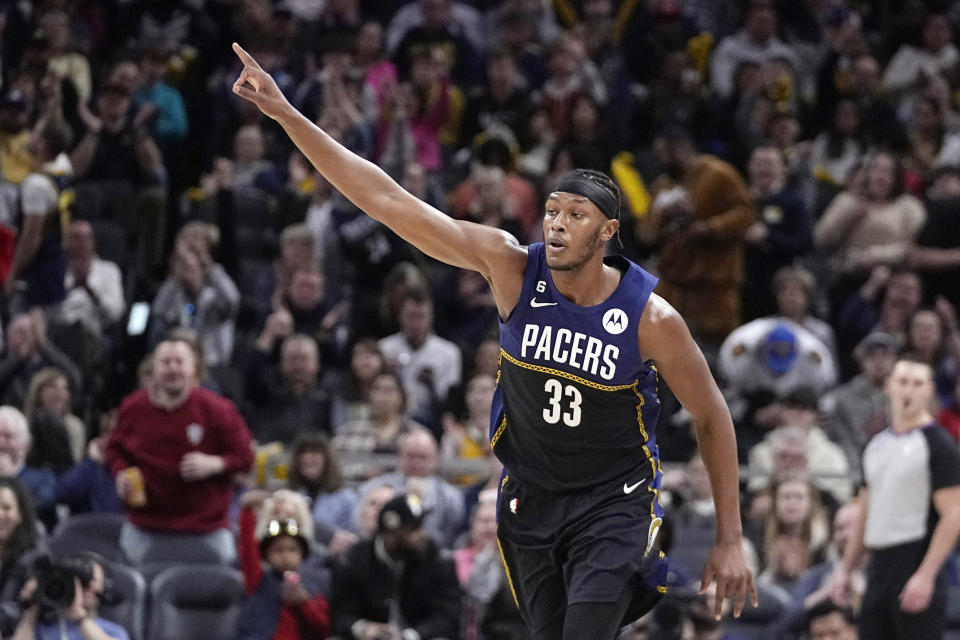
491, 243, 663, 494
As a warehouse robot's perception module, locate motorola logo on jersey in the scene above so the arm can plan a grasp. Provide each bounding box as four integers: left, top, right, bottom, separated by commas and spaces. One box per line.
602, 308, 628, 335
520, 323, 620, 380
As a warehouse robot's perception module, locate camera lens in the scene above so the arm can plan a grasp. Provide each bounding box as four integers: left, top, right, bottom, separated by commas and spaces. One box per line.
37, 568, 77, 610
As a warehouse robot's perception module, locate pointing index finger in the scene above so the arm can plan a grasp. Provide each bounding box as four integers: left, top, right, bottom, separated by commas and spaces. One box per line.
232, 42, 262, 71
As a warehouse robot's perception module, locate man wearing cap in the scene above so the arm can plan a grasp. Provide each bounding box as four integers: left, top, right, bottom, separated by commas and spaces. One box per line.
821, 332, 897, 469
358, 428, 465, 549
234, 45, 755, 640
331, 493, 461, 640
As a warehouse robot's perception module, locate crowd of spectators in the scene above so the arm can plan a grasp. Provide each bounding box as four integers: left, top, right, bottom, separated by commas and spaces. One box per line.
0, 0, 958, 638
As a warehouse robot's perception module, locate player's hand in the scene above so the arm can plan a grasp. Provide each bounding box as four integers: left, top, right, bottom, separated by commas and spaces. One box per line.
899, 569, 935, 613
699, 541, 758, 619
232, 43, 293, 122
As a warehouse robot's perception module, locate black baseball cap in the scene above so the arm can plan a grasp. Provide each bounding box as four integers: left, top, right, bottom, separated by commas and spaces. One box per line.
377, 494, 428, 533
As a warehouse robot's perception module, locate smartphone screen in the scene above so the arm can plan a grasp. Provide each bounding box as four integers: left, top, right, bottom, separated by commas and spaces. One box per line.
127, 302, 150, 336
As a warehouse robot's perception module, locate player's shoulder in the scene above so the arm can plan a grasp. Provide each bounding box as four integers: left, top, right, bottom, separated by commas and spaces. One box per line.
637, 294, 688, 348
490, 232, 529, 269
638, 293, 681, 327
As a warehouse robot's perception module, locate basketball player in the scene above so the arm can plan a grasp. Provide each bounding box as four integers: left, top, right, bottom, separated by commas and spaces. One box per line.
231, 42, 756, 640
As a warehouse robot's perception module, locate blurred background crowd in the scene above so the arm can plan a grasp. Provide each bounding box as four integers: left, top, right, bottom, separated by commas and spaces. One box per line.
0, 0, 956, 638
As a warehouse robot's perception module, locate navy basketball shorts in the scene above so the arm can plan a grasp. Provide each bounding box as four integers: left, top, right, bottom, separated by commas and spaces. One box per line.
495, 473, 668, 636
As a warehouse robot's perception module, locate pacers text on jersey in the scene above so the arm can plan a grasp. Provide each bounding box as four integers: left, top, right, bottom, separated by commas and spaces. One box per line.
519, 324, 620, 380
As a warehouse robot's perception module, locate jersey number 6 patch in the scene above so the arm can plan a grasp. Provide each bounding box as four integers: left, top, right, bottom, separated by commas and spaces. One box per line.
543, 378, 583, 427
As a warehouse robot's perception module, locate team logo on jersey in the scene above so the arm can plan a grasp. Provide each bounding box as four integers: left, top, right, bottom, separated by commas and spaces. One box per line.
509, 498, 518, 514
186, 423, 205, 445
602, 308, 628, 335
530, 298, 558, 308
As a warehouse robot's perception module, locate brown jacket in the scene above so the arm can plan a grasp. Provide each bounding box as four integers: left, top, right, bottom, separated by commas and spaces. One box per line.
644, 155, 755, 338
649, 154, 756, 286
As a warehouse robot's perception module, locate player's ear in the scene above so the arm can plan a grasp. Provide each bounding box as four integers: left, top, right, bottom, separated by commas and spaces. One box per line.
601, 219, 619, 243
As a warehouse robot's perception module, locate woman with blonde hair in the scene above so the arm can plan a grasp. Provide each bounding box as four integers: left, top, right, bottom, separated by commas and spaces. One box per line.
760, 475, 830, 592
23, 367, 85, 467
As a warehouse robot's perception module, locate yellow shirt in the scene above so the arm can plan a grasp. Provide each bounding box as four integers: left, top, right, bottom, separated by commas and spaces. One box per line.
0, 131, 34, 184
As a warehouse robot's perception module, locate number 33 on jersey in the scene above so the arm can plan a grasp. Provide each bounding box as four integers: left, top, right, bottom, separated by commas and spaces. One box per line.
490, 243, 664, 493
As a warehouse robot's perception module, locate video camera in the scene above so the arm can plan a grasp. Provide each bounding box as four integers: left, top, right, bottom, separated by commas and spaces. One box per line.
29, 555, 93, 622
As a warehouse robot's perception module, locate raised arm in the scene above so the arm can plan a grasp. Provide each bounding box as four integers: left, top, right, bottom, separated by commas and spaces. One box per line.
637, 294, 757, 618
230, 43, 527, 316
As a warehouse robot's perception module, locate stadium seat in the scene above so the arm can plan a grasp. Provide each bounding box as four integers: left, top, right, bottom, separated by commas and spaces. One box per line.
138, 561, 193, 586
48, 513, 128, 564
146, 565, 244, 640
100, 561, 147, 640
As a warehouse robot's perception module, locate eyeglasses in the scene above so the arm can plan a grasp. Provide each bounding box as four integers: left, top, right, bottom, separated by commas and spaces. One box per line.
267, 518, 300, 537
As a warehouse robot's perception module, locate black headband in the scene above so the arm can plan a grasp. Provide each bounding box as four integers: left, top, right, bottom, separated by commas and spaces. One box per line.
554, 174, 620, 221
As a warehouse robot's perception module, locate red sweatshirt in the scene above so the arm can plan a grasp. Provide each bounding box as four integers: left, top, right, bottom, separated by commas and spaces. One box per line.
238, 508, 331, 639
106, 387, 254, 533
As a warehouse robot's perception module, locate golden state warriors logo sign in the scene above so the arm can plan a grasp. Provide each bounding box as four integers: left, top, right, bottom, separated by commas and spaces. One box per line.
602, 308, 628, 335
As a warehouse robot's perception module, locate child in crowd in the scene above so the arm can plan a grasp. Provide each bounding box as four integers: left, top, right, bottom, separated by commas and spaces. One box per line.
237, 492, 330, 640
